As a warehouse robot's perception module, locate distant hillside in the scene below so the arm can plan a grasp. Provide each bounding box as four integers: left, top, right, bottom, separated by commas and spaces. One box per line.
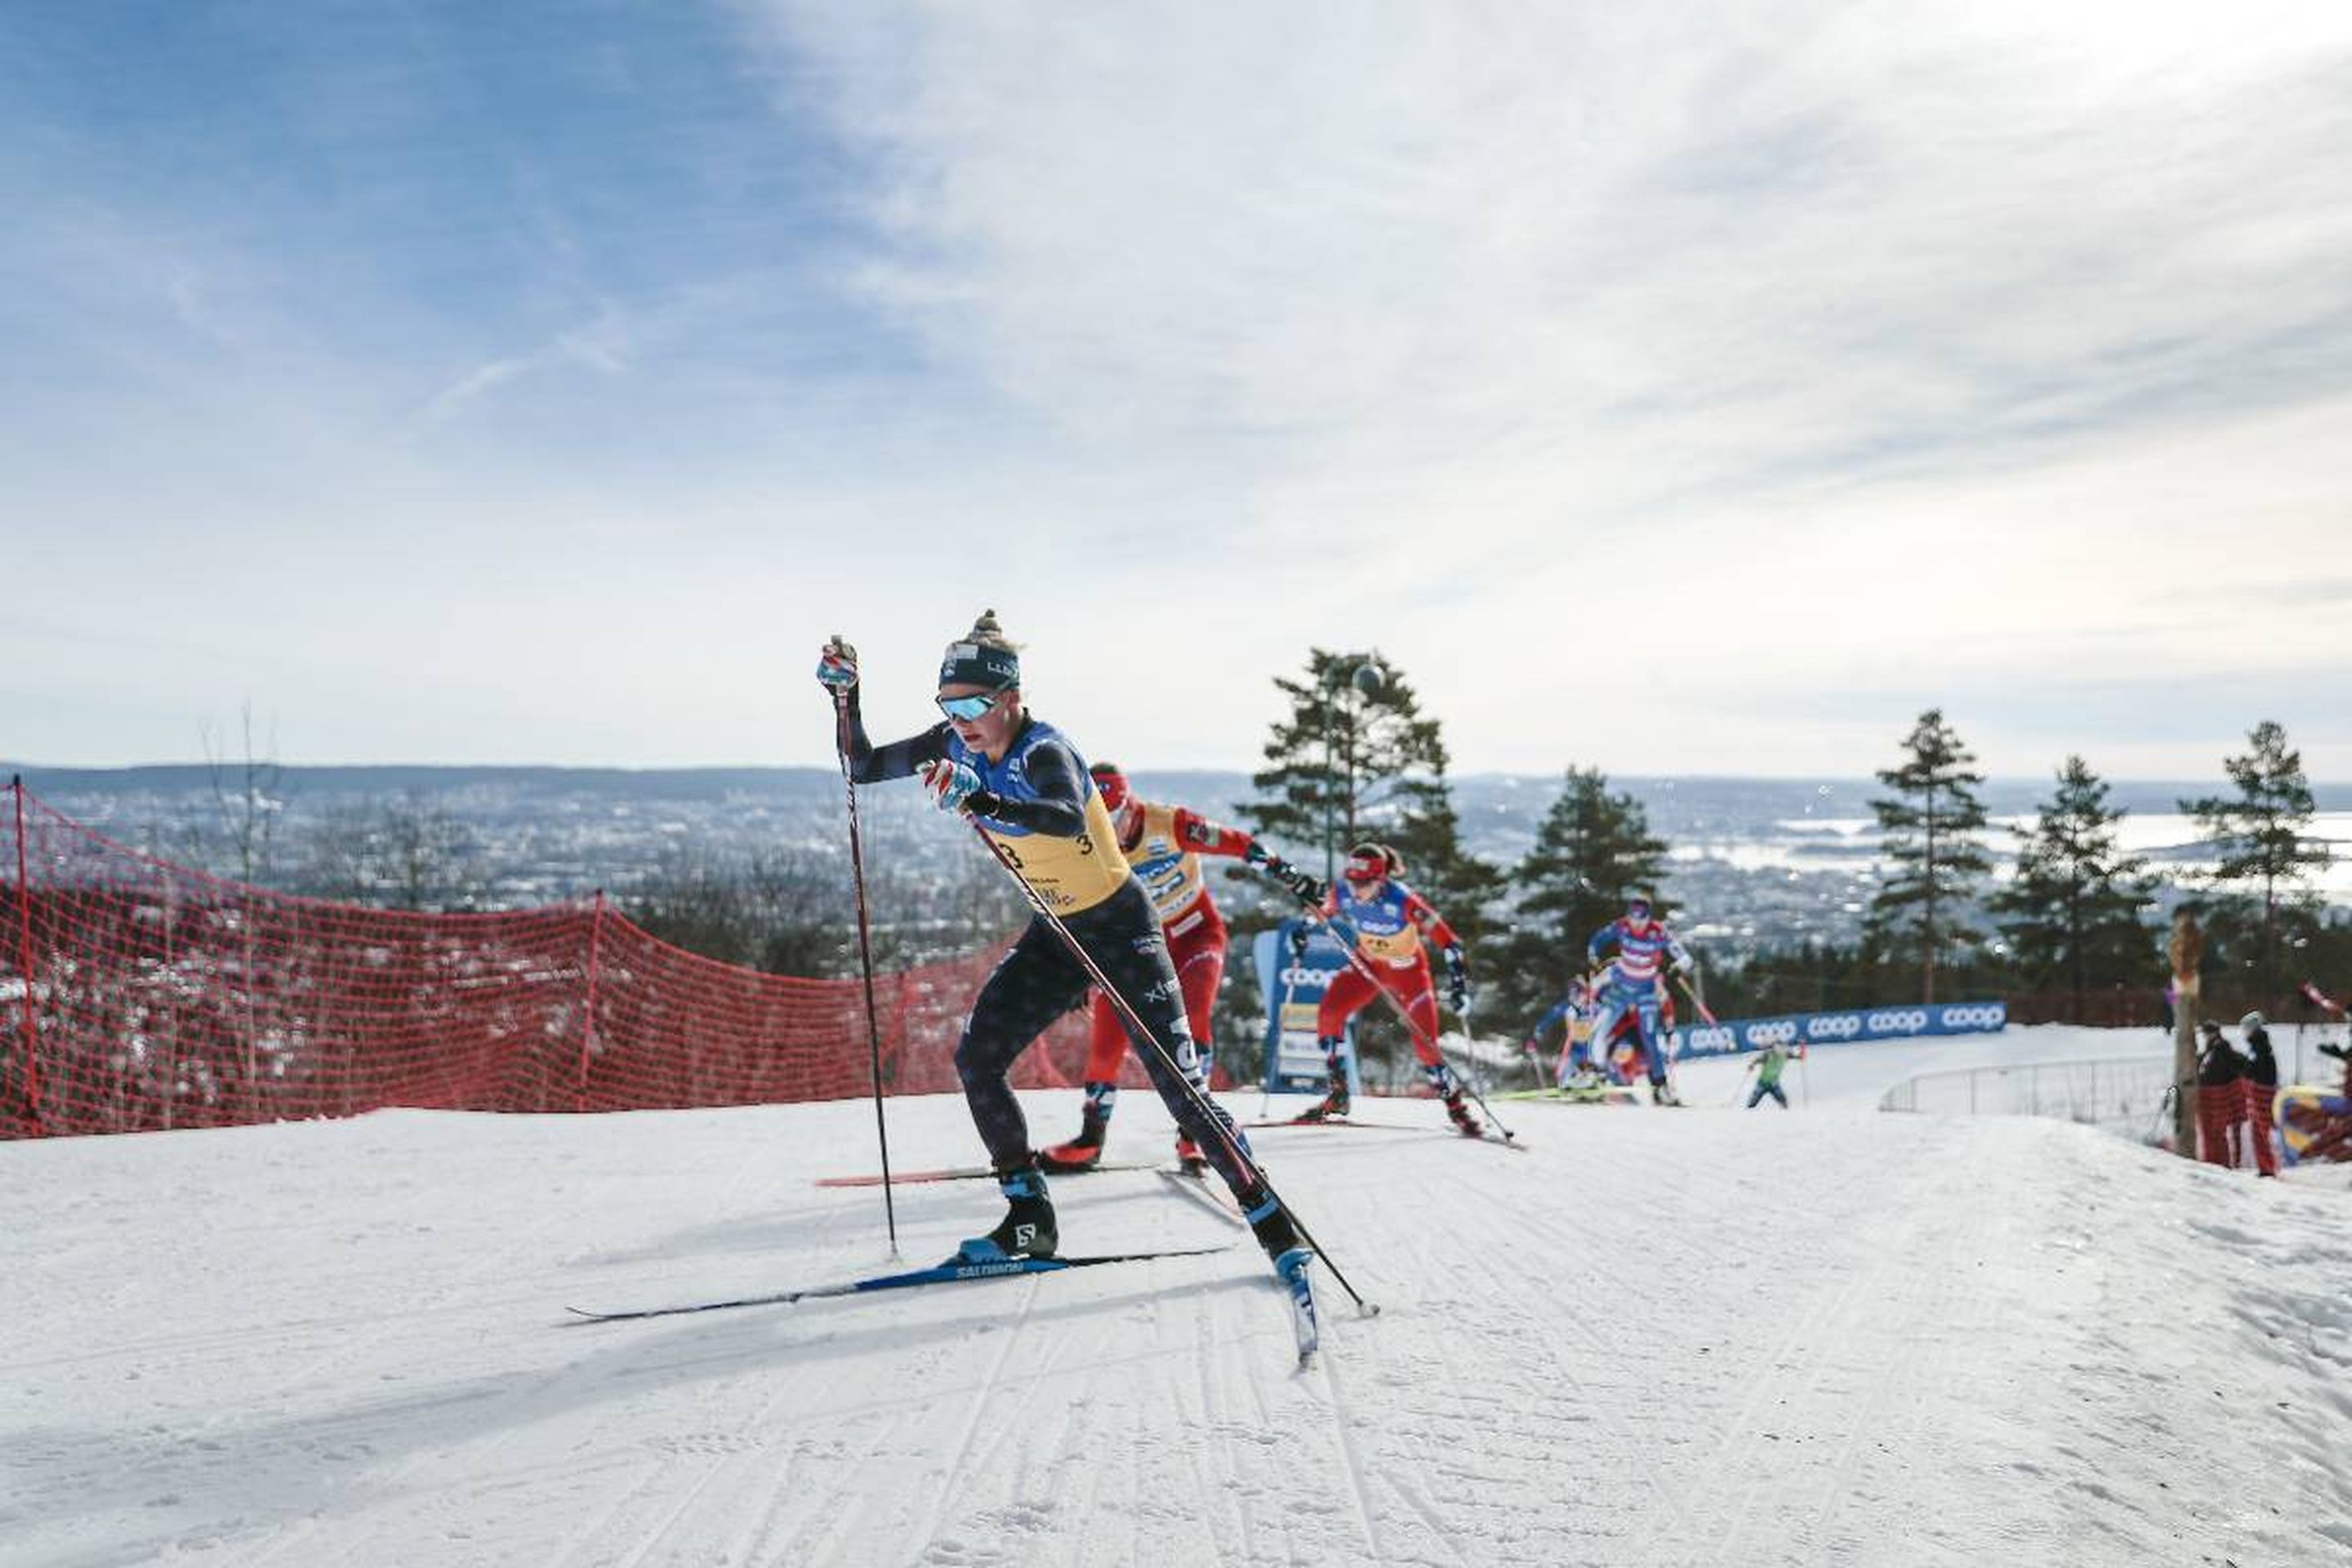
9, 764, 2344, 938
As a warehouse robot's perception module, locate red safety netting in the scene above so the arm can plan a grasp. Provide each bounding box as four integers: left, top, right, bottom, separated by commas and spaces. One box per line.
0, 782, 1095, 1138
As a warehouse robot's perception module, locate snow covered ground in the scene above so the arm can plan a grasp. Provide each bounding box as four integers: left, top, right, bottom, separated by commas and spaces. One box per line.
6, 1027, 2349, 1567
1669, 1021, 2182, 1111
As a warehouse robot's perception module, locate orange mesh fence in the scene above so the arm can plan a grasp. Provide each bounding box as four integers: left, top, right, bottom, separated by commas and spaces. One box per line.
1, 782, 1090, 1139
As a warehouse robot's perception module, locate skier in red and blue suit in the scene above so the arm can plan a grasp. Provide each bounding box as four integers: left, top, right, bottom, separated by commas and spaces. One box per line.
1579, 891, 1692, 1105
1296, 842, 1481, 1136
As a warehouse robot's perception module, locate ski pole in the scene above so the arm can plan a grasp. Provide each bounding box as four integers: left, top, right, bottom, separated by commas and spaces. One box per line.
1260, 923, 1305, 1123
1522, 1035, 1548, 1092
830, 670, 899, 1257
1285, 899, 1517, 1143
1673, 970, 1718, 1027
967, 823, 1378, 1316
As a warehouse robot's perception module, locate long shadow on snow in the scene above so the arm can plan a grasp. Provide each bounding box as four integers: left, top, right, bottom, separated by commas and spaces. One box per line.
568, 1170, 1199, 1272
1, 1263, 1271, 1561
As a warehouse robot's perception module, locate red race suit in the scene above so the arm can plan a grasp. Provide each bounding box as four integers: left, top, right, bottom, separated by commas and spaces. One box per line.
1083, 800, 1259, 1078
1315, 877, 1458, 1069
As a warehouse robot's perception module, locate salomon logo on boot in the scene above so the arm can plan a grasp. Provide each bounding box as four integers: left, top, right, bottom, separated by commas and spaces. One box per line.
950, 1165, 1058, 1264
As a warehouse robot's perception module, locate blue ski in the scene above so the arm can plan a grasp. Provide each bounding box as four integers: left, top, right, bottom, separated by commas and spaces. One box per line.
564, 1244, 1234, 1324
1277, 1252, 1321, 1366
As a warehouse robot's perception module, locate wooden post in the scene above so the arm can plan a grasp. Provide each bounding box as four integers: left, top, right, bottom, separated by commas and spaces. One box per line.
11, 777, 47, 1134
2168, 910, 2203, 1159
577, 890, 606, 1112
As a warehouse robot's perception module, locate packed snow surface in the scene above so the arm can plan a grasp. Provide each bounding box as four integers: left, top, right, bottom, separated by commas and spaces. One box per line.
5, 1027, 2348, 1566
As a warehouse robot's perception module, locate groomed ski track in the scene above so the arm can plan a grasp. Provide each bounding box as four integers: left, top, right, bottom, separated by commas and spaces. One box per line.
7, 1030, 2350, 1566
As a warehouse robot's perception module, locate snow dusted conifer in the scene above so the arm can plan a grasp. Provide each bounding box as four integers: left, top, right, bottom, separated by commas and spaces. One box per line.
2181, 719, 2332, 1006
1989, 756, 2157, 1021
1491, 767, 1672, 1023
1864, 708, 1990, 1004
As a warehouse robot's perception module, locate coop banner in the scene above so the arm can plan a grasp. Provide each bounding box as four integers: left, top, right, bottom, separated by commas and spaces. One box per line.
1251, 921, 1360, 1094
1674, 1000, 2009, 1061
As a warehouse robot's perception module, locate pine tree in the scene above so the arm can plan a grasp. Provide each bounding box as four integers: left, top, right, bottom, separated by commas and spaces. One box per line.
1236, 650, 1500, 1081
1236, 649, 1498, 922
2181, 720, 2332, 1006
1989, 756, 2155, 1019
1490, 768, 1672, 1027
1864, 709, 1990, 1004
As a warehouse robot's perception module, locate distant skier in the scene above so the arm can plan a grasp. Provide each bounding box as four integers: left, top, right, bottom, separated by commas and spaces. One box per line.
2239, 1011, 2281, 1178
2194, 1020, 2248, 1168
1603, 991, 1677, 1085
817, 613, 1310, 1288
1743, 1040, 1793, 1109
1523, 976, 1597, 1087
1526, 979, 1675, 1092
1576, 892, 1693, 1106
1036, 760, 1319, 1174
1293, 842, 1481, 1136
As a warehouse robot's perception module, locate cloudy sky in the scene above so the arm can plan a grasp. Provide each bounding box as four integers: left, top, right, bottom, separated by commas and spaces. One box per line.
4, 2, 2349, 779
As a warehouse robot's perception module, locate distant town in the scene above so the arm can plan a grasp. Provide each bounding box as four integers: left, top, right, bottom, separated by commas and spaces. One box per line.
13, 764, 2342, 951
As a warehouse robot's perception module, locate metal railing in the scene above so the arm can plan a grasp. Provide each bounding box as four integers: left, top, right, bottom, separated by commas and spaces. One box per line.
1878, 1055, 2176, 1138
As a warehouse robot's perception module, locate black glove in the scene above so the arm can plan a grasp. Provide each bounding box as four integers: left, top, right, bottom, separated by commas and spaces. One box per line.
1253, 851, 1325, 907
1443, 946, 1470, 1013
1287, 924, 1311, 960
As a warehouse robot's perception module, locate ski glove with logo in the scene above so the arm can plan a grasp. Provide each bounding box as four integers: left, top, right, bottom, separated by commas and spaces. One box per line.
919, 758, 989, 816
1443, 946, 1471, 1014
1287, 924, 1311, 960
815, 636, 859, 693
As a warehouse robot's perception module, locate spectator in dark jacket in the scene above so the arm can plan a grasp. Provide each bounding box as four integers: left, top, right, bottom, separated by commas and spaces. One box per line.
2196, 1022, 2248, 1167
2238, 1011, 2280, 1176
2320, 1036, 2352, 1096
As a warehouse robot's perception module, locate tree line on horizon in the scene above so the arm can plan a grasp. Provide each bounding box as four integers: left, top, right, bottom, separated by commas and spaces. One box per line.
119, 657, 2345, 1063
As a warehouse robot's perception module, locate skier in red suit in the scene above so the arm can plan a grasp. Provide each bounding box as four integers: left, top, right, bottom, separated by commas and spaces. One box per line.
1297, 842, 1481, 1136
1038, 762, 1319, 1172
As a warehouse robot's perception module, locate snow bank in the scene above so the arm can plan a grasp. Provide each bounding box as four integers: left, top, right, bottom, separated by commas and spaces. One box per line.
3, 1064, 2346, 1566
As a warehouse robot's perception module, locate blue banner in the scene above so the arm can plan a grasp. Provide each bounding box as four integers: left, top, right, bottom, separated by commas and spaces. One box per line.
1674, 1000, 2008, 1061
1251, 920, 1361, 1094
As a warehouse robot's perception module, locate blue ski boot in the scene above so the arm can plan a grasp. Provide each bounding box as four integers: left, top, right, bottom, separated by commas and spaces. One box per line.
950, 1164, 1058, 1263
1244, 1189, 1319, 1362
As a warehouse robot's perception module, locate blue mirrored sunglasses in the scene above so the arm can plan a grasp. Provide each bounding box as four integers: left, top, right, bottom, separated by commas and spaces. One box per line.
937, 692, 999, 722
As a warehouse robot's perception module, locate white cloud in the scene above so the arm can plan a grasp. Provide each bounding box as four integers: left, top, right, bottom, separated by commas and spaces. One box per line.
8, 4, 2351, 777
742, 1, 2352, 773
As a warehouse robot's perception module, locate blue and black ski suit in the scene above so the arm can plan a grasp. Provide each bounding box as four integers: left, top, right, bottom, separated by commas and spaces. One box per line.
842, 697, 1256, 1192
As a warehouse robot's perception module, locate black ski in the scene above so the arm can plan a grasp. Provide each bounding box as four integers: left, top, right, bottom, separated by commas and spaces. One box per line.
565, 1244, 1236, 1324
815, 1159, 1160, 1189
1244, 1115, 1528, 1152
